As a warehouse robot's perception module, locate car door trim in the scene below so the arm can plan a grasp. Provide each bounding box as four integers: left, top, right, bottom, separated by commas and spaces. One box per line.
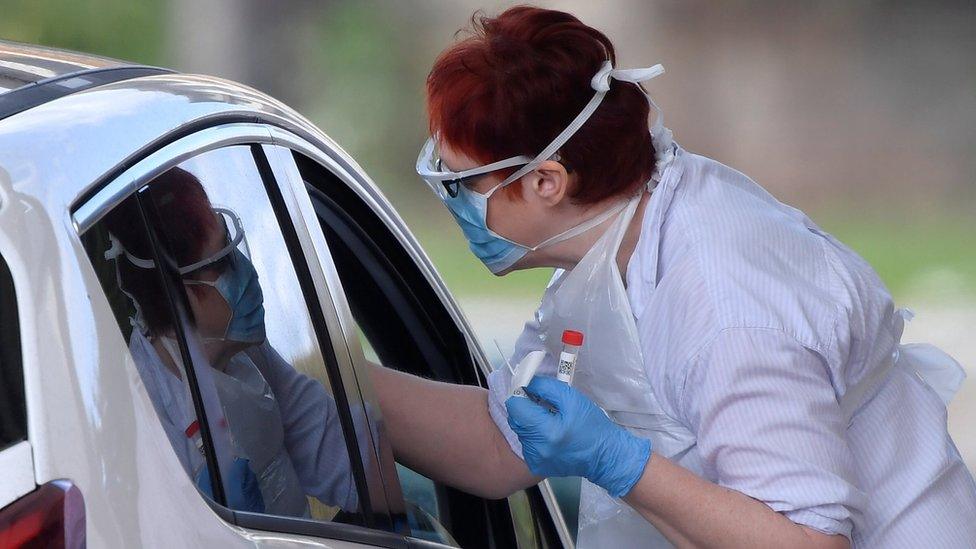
72, 122, 275, 233
257, 143, 397, 524
264, 127, 490, 379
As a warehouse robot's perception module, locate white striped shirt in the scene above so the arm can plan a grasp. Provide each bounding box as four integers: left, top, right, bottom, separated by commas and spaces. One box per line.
488, 145, 976, 547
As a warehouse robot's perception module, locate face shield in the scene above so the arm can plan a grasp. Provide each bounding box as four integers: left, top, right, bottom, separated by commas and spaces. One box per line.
105, 206, 265, 344
108, 207, 250, 275
415, 137, 533, 200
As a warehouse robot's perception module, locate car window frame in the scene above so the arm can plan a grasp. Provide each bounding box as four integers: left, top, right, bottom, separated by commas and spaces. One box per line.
266, 127, 574, 548
0, 251, 26, 451
70, 123, 410, 548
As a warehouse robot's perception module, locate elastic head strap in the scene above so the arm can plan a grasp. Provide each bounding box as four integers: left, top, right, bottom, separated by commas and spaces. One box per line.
494, 61, 666, 191
526, 198, 630, 251
104, 207, 246, 275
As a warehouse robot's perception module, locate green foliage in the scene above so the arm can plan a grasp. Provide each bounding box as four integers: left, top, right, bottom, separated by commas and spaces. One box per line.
822, 215, 976, 301
0, 0, 167, 65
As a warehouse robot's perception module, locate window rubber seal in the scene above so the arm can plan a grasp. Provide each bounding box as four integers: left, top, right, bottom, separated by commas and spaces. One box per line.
248, 144, 382, 528
0, 251, 26, 450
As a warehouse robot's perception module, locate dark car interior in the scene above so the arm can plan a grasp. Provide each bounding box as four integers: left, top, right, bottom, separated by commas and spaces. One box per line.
297, 151, 561, 548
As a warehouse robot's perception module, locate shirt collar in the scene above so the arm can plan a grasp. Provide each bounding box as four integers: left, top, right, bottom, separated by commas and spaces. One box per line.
626, 143, 686, 318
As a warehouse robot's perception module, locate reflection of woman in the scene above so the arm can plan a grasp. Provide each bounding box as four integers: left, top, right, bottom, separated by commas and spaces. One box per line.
104, 168, 357, 516
372, 6, 976, 549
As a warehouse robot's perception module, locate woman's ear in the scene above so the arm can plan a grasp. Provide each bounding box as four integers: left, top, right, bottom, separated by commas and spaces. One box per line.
525, 160, 572, 206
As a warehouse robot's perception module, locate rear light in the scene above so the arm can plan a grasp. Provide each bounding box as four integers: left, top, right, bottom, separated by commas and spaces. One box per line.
0, 480, 85, 548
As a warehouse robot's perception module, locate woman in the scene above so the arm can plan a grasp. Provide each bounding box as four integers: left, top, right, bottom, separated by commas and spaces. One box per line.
378, 6, 976, 548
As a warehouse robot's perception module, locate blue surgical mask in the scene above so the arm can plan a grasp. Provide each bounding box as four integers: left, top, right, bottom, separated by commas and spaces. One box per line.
416, 60, 667, 274
442, 178, 625, 274
186, 249, 266, 344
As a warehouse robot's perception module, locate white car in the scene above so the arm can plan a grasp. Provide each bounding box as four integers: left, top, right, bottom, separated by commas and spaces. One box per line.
0, 41, 574, 548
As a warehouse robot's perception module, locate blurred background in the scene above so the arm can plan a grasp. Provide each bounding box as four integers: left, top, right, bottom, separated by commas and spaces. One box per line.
2, 0, 973, 494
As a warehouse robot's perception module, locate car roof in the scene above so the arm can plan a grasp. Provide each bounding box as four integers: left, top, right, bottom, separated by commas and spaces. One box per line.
0, 42, 377, 237
0, 40, 127, 93
0, 40, 175, 121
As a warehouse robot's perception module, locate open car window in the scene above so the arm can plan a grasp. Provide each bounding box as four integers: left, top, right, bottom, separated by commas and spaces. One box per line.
291, 149, 565, 549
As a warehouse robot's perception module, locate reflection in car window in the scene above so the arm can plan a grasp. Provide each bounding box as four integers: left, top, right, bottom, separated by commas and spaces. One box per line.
82, 145, 366, 525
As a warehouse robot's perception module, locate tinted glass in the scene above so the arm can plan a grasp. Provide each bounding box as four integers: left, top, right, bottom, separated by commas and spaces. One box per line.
82, 193, 216, 491
296, 151, 513, 547
0, 253, 25, 449
82, 145, 366, 526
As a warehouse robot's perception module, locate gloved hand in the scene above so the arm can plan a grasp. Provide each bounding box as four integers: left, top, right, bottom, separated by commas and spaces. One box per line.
196, 457, 266, 513
506, 376, 652, 498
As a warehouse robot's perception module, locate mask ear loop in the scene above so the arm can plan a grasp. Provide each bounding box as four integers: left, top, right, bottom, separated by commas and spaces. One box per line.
484, 61, 665, 201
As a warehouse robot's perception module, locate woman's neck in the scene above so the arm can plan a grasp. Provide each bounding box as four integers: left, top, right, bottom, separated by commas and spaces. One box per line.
150, 332, 245, 377
526, 190, 650, 282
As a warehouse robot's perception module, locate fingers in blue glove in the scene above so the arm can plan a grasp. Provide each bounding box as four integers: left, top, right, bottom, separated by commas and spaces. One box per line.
504, 375, 653, 498
195, 457, 265, 513
506, 390, 557, 432
523, 376, 574, 405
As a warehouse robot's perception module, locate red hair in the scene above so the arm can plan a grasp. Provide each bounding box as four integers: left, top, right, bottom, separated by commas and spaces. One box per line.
426, 6, 656, 204
105, 167, 219, 334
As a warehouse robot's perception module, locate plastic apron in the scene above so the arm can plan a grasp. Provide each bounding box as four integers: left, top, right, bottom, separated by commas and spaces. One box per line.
218, 347, 310, 517
156, 337, 310, 517
530, 171, 968, 548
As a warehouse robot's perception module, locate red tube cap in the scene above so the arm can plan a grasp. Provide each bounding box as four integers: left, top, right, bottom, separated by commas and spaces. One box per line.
561, 330, 584, 346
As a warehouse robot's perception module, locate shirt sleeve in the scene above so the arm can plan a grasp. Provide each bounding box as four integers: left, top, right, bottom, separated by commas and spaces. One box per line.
680, 327, 865, 539
249, 344, 358, 510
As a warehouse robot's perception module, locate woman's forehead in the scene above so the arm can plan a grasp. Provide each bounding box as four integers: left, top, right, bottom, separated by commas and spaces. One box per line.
437, 139, 480, 172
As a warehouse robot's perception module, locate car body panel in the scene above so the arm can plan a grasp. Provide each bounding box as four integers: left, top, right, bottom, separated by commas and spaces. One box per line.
0, 441, 33, 509
0, 40, 126, 94
0, 67, 491, 385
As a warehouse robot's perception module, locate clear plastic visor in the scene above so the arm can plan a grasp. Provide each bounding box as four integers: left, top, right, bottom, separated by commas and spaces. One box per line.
415, 136, 532, 199
113, 206, 250, 275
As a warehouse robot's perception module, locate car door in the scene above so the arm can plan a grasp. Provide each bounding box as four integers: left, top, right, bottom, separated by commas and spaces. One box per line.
73, 123, 419, 547
258, 127, 575, 549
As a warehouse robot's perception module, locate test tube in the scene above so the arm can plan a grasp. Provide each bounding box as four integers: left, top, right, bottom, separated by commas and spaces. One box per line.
557, 330, 584, 384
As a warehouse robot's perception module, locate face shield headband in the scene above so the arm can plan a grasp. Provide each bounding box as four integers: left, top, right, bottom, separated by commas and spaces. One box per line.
104, 207, 248, 275
416, 60, 667, 200
104, 207, 264, 343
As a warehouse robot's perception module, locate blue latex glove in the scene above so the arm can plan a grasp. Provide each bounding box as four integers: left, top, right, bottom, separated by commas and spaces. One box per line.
196, 457, 266, 513
506, 376, 652, 498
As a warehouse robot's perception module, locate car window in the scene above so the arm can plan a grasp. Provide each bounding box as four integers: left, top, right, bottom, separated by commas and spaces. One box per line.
81, 145, 369, 527
82, 192, 230, 500
292, 149, 565, 548
0, 253, 25, 450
